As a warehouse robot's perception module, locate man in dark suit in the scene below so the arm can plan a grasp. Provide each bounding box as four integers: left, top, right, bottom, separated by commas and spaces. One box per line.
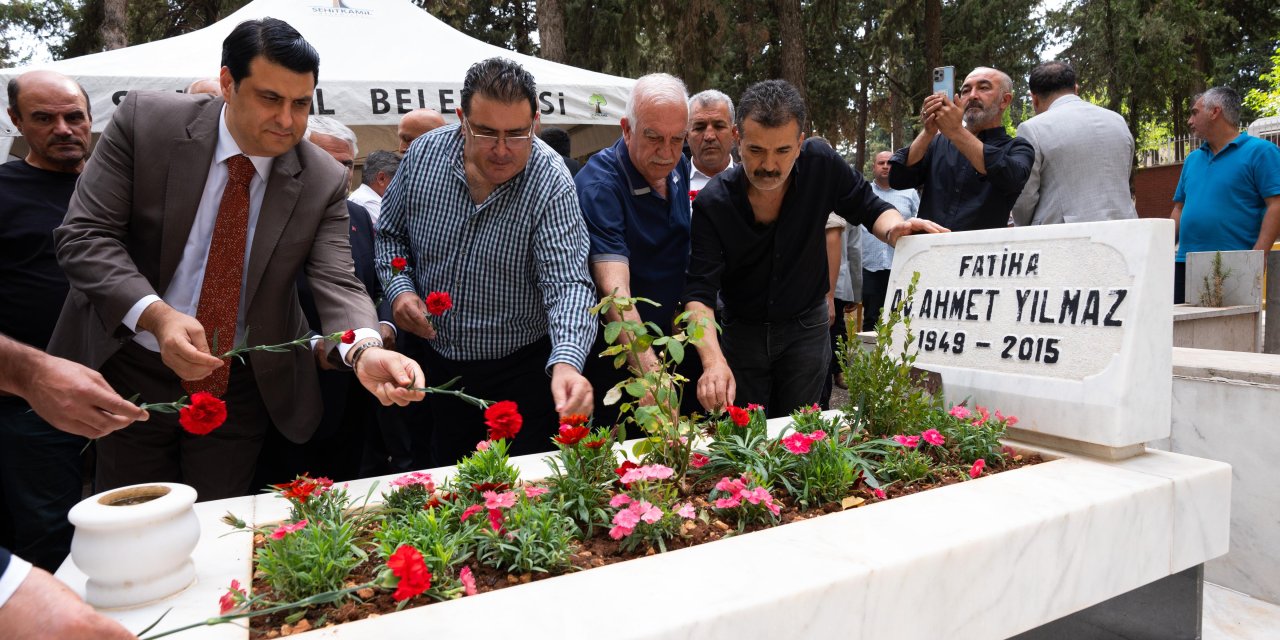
49, 18, 424, 500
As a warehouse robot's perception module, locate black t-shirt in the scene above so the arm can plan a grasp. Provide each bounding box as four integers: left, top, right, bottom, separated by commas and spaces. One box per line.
0, 160, 78, 351
684, 139, 893, 322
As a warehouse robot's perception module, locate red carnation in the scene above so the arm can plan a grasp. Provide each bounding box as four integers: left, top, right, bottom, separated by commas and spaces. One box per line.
179, 392, 227, 435
391, 256, 408, 274
688, 190, 699, 201
386, 545, 432, 601
726, 405, 750, 427
582, 437, 606, 449
340, 329, 356, 344
425, 291, 452, 316
218, 579, 245, 615
484, 401, 522, 441
553, 424, 590, 446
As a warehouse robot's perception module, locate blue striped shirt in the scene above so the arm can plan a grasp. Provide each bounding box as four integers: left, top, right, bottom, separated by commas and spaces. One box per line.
375, 124, 596, 370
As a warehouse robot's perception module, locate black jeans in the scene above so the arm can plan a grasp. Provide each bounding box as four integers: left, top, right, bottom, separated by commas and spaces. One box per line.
0, 399, 85, 571
1174, 261, 1186, 304
722, 303, 831, 419
419, 337, 560, 467
862, 269, 893, 331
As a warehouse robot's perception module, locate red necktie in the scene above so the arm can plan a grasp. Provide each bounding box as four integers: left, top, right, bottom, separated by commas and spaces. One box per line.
184, 154, 255, 397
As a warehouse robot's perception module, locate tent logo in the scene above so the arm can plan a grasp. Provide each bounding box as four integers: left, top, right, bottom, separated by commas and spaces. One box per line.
310, 1, 372, 16
588, 93, 607, 118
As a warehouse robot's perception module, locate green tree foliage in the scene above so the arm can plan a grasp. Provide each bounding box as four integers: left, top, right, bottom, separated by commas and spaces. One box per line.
1244, 41, 1280, 117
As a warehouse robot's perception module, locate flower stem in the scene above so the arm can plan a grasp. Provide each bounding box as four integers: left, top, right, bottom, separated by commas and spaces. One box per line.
405, 376, 491, 409
139, 583, 373, 639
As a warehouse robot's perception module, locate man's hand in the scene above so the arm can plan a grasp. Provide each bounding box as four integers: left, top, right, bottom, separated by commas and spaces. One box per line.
928, 92, 965, 138
697, 359, 736, 413
19, 352, 148, 439
887, 217, 950, 247
0, 565, 137, 639
352, 346, 426, 406
378, 323, 398, 351
919, 94, 943, 138
136, 302, 223, 381
550, 363, 592, 416
391, 292, 437, 340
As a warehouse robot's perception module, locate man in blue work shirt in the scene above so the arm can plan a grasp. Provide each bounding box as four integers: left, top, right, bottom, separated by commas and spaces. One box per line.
1171, 86, 1280, 303
576, 73, 700, 426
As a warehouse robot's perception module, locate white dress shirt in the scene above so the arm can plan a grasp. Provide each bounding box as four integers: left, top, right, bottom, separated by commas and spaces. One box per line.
348, 183, 383, 227
690, 157, 735, 192
124, 106, 378, 359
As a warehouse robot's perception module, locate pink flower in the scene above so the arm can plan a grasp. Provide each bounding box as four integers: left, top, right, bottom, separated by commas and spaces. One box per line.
644, 464, 674, 481
609, 494, 633, 508
782, 432, 813, 454
635, 501, 663, 524
676, 502, 696, 519
608, 524, 633, 540
969, 458, 986, 478
219, 579, 246, 615
975, 406, 991, 423
745, 403, 763, 412
459, 504, 483, 522
476, 440, 490, 452
270, 519, 308, 540
523, 486, 549, 499
949, 405, 971, 420
389, 472, 435, 491
873, 488, 886, 500
714, 496, 741, 509
921, 429, 945, 446
810, 430, 827, 441
613, 507, 640, 529
486, 508, 504, 532
893, 434, 921, 449
765, 499, 781, 516
715, 476, 746, 494
745, 487, 772, 505
459, 566, 477, 596
483, 490, 517, 510
690, 452, 709, 469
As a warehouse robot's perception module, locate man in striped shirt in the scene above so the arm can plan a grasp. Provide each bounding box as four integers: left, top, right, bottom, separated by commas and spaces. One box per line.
376, 58, 596, 465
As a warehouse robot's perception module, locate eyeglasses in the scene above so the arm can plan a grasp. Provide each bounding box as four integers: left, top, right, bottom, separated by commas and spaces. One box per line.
463, 119, 534, 150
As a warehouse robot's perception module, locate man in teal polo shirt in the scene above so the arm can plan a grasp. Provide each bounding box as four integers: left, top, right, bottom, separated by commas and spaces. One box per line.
1171, 86, 1280, 303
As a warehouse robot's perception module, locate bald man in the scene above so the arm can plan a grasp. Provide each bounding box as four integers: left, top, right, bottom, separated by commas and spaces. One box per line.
1, 70, 98, 571
186, 78, 220, 95
890, 66, 1034, 231
397, 108, 445, 153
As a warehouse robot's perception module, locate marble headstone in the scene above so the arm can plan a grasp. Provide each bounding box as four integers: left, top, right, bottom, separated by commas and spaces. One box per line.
885, 219, 1174, 454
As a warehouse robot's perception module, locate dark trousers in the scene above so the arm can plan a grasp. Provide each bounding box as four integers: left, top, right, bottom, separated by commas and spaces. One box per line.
0, 400, 85, 571
862, 269, 893, 331
97, 342, 271, 501
1174, 260, 1187, 304
722, 303, 831, 419
420, 337, 560, 467
820, 299, 850, 410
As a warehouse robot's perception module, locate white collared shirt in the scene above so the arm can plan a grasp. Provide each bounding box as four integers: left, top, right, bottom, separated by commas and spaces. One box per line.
689, 157, 735, 192
348, 183, 383, 227
123, 105, 273, 352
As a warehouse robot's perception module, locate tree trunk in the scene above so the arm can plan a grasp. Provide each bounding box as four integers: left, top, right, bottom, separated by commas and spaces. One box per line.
101, 0, 127, 50
924, 0, 942, 71
537, 0, 566, 62
855, 20, 871, 173
777, 0, 807, 105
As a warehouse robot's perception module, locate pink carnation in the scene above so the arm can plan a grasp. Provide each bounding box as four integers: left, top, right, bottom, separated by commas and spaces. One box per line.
782, 432, 814, 454
613, 507, 640, 529
608, 525, 633, 540
459, 504, 483, 521
810, 430, 827, 441
690, 452, 709, 469
270, 519, 308, 540
969, 458, 986, 479
676, 502, 696, 519
873, 488, 886, 500
635, 501, 663, 524
523, 486, 549, 499
475, 440, 490, 451
483, 490, 517, 510
921, 429, 945, 446
714, 496, 741, 509
745, 487, 772, 505
949, 405, 971, 420
459, 566, 477, 596
893, 434, 921, 449
609, 494, 633, 508
389, 472, 435, 491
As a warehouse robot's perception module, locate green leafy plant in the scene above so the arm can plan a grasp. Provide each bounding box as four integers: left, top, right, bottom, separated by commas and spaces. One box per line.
708, 472, 782, 532
838, 272, 942, 437
1197, 250, 1233, 307
544, 421, 618, 538
473, 490, 577, 575
607, 464, 693, 553
450, 439, 521, 503
375, 503, 474, 597
255, 518, 366, 603
879, 448, 935, 485
937, 404, 1015, 465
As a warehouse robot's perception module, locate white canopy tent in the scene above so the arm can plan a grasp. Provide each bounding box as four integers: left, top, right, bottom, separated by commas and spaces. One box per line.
0, 0, 632, 160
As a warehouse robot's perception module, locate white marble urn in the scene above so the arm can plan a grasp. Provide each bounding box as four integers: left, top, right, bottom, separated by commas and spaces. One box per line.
67, 482, 200, 609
